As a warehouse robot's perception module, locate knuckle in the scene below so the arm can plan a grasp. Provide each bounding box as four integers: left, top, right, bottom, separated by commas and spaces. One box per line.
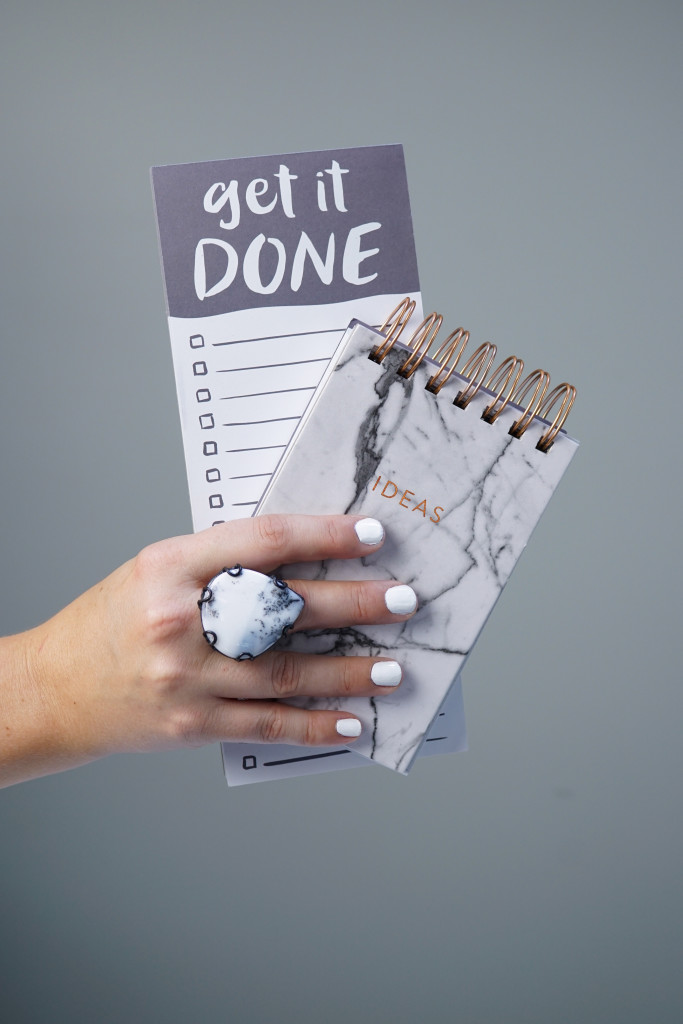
339, 658, 357, 696
349, 582, 373, 623
141, 652, 183, 697
258, 706, 287, 743
168, 706, 211, 747
254, 514, 289, 554
132, 549, 191, 646
270, 652, 301, 698
138, 593, 189, 647
303, 714, 321, 747
323, 515, 343, 550
132, 542, 162, 580
142, 601, 187, 645
134, 538, 183, 580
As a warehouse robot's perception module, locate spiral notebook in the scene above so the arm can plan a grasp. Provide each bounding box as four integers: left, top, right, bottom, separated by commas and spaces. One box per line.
256, 299, 579, 774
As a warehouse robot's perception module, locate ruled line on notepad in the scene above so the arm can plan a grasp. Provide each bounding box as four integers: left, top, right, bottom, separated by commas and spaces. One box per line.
225, 444, 288, 454
212, 327, 345, 347
230, 473, 272, 481
221, 387, 316, 401
262, 749, 351, 767
223, 416, 300, 427
217, 357, 329, 373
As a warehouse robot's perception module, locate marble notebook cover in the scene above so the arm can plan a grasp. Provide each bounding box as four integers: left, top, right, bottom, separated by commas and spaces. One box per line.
257, 320, 579, 774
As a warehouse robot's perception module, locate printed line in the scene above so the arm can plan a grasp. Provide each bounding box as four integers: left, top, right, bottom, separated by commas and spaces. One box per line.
223, 416, 300, 427
262, 749, 352, 767
217, 357, 329, 373
226, 444, 287, 454
425, 736, 448, 743
221, 386, 316, 400
230, 473, 272, 481
232, 501, 259, 507
212, 327, 345, 347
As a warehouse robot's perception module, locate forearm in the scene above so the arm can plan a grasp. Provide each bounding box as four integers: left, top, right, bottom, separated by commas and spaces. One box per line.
0, 625, 93, 788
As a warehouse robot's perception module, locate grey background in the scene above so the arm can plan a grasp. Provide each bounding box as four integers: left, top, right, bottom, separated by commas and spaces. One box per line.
1, 2, 681, 1022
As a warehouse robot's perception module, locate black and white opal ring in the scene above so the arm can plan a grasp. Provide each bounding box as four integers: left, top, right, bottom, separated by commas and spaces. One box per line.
198, 565, 305, 660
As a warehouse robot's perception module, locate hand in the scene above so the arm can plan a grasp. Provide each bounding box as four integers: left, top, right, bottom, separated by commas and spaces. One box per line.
0, 515, 417, 787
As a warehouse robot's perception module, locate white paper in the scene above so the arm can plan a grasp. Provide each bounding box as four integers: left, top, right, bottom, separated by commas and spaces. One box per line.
221, 671, 467, 786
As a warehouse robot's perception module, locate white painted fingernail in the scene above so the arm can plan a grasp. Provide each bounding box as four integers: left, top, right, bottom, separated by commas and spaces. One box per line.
354, 517, 384, 545
336, 718, 362, 737
371, 661, 402, 686
385, 584, 418, 615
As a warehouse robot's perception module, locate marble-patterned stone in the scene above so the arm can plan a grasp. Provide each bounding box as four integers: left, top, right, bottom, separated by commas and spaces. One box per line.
258, 321, 579, 773
199, 566, 304, 660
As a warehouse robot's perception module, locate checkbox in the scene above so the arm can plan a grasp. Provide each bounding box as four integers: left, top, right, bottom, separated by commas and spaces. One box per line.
199, 414, 215, 430
193, 361, 208, 376
209, 494, 224, 509
196, 388, 212, 403
190, 334, 205, 348
206, 468, 221, 482
203, 441, 218, 456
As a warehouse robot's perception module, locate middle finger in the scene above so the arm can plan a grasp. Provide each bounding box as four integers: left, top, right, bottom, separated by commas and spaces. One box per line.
214, 649, 404, 701
286, 578, 418, 632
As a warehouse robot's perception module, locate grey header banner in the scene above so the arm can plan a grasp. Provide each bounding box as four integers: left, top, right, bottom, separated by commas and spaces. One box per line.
152, 145, 420, 319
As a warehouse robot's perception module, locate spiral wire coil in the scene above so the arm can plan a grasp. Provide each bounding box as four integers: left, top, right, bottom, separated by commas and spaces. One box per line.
372, 299, 576, 452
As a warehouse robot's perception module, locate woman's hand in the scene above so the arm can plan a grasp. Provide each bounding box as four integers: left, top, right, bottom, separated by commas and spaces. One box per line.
0, 514, 417, 787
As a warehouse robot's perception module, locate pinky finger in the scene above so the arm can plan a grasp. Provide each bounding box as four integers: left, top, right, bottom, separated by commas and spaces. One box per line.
209, 699, 363, 747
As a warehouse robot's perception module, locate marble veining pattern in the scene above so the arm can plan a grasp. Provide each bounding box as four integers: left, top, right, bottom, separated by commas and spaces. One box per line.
258, 324, 578, 773
200, 566, 304, 660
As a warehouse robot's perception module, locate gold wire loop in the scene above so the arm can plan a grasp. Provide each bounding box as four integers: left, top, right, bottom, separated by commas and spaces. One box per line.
369, 299, 577, 445
397, 313, 443, 378
481, 355, 525, 424
369, 297, 416, 363
425, 328, 470, 394
536, 383, 577, 453
453, 343, 498, 409
508, 369, 550, 438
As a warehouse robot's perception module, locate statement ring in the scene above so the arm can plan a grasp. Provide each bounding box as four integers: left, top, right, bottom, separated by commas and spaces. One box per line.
198, 565, 305, 660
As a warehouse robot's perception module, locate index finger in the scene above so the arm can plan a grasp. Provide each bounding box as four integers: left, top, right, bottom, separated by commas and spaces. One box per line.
179, 514, 385, 585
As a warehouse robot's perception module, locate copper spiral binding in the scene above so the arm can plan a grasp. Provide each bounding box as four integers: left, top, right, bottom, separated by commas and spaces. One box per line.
481, 355, 525, 423
369, 297, 416, 363
397, 313, 443, 378
536, 383, 577, 453
425, 328, 470, 394
453, 342, 498, 409
508, 370, 551, 438
371, 299, 576, 449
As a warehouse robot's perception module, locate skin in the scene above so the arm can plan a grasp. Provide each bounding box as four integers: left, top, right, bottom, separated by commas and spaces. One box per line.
0, 514, 417, 789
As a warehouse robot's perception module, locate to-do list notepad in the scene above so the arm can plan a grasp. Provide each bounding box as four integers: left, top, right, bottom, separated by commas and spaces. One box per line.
152, 146, 422, 529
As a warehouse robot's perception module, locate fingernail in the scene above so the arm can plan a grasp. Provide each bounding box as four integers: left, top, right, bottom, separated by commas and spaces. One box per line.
354, 517, 384, 545
336, 718, 362, 738
371, 661, 402, 686
385, 584, 418, 615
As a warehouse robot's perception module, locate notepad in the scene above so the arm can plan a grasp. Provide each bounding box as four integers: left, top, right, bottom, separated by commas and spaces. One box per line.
153, 146, 472, 785
152, 145, 422, 530
220, 673, 467, 785
255, 309, 579, 774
